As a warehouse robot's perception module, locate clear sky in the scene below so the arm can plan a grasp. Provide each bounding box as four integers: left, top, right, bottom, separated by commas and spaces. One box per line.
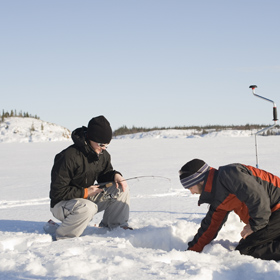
1, 0, 280, 131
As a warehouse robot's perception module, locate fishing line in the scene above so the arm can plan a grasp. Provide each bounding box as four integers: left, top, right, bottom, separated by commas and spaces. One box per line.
97, 175, 171, 189
120, 175, 171, 183
97, 175, 174, 240
122, 175, 173, 238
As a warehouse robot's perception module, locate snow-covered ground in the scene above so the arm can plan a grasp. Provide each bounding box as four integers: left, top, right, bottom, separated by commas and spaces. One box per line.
1, 119, 280, 279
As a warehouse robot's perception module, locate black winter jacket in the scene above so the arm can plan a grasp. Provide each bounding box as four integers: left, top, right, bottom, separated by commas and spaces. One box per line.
50, 126, 120, 208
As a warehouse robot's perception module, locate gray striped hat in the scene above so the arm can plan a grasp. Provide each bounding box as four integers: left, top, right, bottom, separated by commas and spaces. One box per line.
179, 159, 210, 189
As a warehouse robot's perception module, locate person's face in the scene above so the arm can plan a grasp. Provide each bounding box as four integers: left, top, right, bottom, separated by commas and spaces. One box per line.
89, 140, 109, 155
188, 181, 204, 195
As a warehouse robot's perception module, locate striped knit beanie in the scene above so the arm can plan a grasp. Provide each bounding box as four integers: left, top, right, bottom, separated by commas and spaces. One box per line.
179, 159, 210, 189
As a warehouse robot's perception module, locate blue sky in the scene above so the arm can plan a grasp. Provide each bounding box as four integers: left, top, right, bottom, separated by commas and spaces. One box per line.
1, 0, 280, 131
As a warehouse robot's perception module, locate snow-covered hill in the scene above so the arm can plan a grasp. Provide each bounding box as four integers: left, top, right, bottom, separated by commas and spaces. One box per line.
0, 117, 71, 143
1, 117, 280, 143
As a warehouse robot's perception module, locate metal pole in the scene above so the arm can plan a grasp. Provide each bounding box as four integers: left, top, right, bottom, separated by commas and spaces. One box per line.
249, 85, 278, 168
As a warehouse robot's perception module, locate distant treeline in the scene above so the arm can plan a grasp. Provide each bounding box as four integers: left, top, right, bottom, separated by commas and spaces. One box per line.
1, 110, 40, 122
1, 111, 279, 136
113, 124, 280, 136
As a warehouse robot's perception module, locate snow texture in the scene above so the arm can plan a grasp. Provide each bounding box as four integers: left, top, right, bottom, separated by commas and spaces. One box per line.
0, 118, 280, 279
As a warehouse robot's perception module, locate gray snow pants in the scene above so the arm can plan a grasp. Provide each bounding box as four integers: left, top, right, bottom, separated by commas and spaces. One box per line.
50, 184, 130, 240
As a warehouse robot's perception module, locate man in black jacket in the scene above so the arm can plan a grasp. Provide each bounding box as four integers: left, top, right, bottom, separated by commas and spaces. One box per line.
49, 116, 130, 240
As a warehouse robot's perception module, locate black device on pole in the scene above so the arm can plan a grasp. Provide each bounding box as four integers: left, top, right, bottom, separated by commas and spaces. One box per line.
249, 85, 278, 168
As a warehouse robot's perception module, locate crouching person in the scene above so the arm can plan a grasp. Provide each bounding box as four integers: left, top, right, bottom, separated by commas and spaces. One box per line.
49, 115, 130, 240
179, 158, 280, 261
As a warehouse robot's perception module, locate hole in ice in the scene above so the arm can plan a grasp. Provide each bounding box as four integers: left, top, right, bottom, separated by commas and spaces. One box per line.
128, 225, 186, 251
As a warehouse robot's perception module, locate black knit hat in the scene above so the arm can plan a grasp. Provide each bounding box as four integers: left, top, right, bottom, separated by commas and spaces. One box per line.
87, 116, 112, 144
179, 159, 209, 189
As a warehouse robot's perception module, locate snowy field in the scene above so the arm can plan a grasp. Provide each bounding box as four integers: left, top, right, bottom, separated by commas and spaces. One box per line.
1, 132, 280, 279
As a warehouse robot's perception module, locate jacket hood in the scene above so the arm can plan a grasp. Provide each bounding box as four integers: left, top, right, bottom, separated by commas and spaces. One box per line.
71, 126, 99, 161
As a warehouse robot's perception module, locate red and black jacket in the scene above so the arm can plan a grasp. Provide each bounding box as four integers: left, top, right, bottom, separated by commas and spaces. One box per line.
188, 164, 280, 252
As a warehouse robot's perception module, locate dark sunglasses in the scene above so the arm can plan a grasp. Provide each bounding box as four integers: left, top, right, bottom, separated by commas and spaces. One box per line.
98, 143, 109, 149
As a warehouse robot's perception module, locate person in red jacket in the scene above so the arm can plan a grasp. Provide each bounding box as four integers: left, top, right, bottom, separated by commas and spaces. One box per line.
179, 158, 280, 260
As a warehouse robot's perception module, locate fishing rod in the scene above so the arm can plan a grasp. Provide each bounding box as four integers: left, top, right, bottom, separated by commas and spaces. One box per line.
122, 175, 171, 182
249, 85, 278, 168
97, 176, 171, 189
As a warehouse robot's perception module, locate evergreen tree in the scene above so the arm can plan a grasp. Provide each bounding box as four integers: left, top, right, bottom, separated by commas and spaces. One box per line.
30, 123, 35, 132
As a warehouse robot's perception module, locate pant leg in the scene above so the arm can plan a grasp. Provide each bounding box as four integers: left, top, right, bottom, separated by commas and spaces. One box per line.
248, 240, 280, 260
51, 198, 98, 240
91, 184, 130, 229
236, 209, 280, 260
